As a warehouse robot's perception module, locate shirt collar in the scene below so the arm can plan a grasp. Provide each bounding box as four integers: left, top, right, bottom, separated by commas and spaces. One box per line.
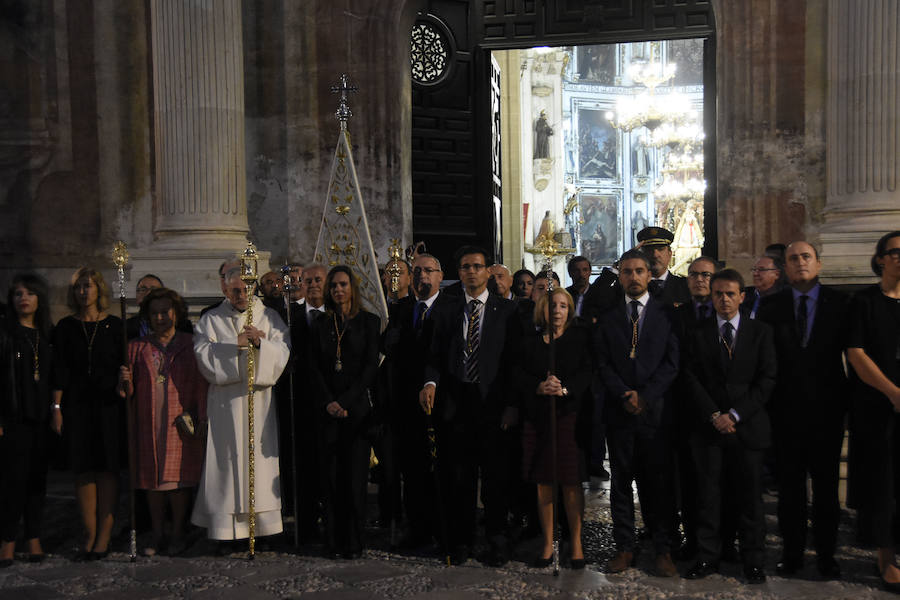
654, 270, 670, 282
716, 311, 741, 332
418, 290, 440, 309
791, 282, 820, 302
624, 291, 650, 307
307, 302, 325, 313
464, 288, 490, 305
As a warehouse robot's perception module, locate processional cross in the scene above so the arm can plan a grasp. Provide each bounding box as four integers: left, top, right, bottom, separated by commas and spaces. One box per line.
331, 73, 358, 125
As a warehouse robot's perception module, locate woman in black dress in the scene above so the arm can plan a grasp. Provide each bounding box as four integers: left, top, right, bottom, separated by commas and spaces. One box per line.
846, 230, 900, 591
0, 274, 54, 565
514, 287, 593, 568
309, 265, 380, 558
51, 267, 124, 560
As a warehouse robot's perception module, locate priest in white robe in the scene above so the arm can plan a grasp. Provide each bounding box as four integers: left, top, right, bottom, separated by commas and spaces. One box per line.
191, 264, 291, 540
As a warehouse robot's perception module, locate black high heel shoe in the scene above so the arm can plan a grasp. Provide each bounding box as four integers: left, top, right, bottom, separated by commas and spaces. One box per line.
569, 558, 586, 570
532, 554, 553, 568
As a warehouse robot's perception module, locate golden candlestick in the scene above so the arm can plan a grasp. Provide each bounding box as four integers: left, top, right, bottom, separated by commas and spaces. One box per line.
239, 241, 259, 559
386, 238, 403, 293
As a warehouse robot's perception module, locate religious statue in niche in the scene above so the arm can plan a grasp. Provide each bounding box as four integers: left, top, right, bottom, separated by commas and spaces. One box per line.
631, 209, 648, 245
632, 141, 651, 177
533, 110, 553, 159
671, 201, 703, 275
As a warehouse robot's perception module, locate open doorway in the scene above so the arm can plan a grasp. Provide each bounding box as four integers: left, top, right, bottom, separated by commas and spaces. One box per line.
493, 39, 707, 283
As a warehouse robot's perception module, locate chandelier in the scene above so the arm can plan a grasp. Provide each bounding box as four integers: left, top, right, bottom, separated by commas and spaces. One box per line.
605, 61, 692, 132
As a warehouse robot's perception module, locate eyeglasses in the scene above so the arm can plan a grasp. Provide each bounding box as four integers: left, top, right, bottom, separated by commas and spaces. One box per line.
688, 271, 713, 279
749, 267, 779, 273
413, 267, 441, 275
459, 264, 486, 272
882, 248, 900, 259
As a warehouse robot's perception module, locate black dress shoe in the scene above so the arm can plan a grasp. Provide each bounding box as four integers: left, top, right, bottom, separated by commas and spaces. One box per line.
721, 544, 740, 564
684, 560, 718, 579
532, 554, 552, 568
88, 550, 109, 561
775, 557, 803, 576
883, 578, 900, 594
0, 559, 12, 569
449, 546, 469, 566
674, 542, 698, 561
344, 550, 363, 560
483, 549, 509, 568
28, 554, 46, 563
744, 566, 766, 584
817, 557, 841, 579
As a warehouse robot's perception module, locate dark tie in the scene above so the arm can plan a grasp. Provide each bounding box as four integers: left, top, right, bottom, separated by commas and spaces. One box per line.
465, 299, 482, 383
649, 279, 663, 297
721, 321, 735, 359
697, 304, 709, 320
413, 301, 427, 330
797, 295, 809, 347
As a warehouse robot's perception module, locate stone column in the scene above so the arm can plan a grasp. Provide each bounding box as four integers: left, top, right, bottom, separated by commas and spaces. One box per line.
150, 0, 249, 250
822, 0, 900, 283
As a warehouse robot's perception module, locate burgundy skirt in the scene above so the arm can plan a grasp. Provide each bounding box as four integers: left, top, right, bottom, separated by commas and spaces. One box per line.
521, 412, 584, 485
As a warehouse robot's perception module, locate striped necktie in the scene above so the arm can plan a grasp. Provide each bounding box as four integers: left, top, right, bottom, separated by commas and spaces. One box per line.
465, 299, 482, 383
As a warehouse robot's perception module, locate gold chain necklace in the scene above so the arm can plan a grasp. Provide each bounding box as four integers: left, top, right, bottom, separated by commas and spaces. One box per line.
80, 318, 99, 376
23, 327, 40, 382
333, 312, 348, 372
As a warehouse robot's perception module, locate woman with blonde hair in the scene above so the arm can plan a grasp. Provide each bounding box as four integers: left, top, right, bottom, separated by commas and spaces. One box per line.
51, 267, 124, 560
513, 286, 593, 569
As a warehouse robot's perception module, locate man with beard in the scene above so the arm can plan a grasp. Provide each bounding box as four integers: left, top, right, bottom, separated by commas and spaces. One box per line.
381, 253, 452, 548
636, 227, 690, 307
594, 249, 680, 577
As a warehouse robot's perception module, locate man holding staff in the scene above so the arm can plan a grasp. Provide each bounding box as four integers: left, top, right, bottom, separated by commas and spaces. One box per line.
191, 260, 291, 543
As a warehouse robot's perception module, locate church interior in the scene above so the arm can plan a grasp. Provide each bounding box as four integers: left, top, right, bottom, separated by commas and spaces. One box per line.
1, 0, 895, 316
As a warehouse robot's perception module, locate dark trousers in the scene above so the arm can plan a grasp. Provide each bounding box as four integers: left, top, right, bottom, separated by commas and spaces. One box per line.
398, 408, 437, 542
0, 421, 48, 542
692, 438, 765, 568
375, 423, 402, 528
318, 421, 371, 555
673, 439, 698, 548
776, 423, 844, 560
439, 383, 513, 552
607, 426, 673, 554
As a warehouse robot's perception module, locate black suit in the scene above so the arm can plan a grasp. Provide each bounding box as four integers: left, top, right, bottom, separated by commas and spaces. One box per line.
381, 291, 453, 542
757, 285, 850, 562
594, 296, 679, 554
651, 272, 690, 306
682, 316, 776, 569
670, 300, 715, 551
424, 292, 520, 555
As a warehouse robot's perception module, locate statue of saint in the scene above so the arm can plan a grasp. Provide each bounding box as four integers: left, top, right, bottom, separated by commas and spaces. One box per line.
533, 110, 553, 159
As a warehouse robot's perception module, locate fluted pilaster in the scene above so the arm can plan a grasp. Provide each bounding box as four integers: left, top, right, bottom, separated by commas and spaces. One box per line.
150, 0, 248, 248
823, 0, 900, 282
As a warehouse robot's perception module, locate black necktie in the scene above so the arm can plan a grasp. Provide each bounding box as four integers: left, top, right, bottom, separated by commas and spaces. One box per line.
697, 304, 709, 320
413, 301, 427, 329
797, 295, 809, 347
465, 299, 482, 383
721, 321, 735, 359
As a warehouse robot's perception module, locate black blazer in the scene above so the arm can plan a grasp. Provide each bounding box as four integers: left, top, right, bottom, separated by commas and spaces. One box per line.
756, 286, 850, 431
424, 292, 520, 419
594, 296, 680, 433
653, 273, 690, 306
586, 267, 622, 317
682, 317, 777, 450
309, 310, 381, 427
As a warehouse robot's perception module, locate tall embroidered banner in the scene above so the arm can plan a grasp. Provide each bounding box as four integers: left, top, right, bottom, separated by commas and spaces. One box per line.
313, 75, 388, 330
